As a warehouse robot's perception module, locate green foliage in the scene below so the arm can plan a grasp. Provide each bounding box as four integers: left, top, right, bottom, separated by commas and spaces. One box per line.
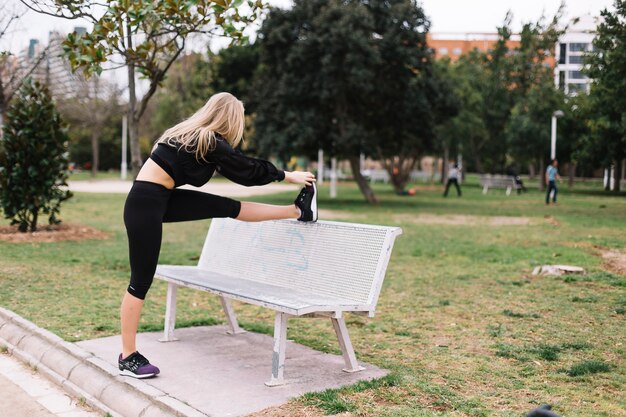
210, 43, 260, 106
0, 79, 72, 232
443, 10, 564, 173
150, 53, 215, 137
253, 0, 445, 199
565, 360, 612, 377
59, 0, 263, 77
581, 0, 626, 191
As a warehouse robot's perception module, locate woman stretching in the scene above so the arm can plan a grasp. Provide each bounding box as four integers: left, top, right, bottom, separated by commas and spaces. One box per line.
119, 92, 317, 378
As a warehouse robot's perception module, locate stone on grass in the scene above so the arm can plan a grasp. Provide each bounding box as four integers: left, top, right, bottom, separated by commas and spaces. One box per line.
532, 265, 585, 276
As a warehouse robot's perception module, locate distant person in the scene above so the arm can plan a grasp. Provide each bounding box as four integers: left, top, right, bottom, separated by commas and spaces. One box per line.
506, 166, 527, 194
443, 162, 462, 197
545, 159, 561, 205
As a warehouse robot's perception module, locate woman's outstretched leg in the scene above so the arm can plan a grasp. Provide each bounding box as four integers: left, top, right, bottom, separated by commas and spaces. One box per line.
163, 188, 304, 223
236, 201, 299, 222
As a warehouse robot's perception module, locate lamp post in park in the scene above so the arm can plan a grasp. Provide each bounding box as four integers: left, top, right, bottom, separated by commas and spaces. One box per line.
550, 110, 564, 160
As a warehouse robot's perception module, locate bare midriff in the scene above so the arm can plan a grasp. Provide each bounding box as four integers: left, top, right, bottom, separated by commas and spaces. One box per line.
135, 158, 175, 190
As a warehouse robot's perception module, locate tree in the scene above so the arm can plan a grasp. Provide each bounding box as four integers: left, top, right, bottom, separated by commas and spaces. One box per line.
24, 0, 265, 175
0, 79, 72, 232
583, 0, 626, 193
58, 76, 123, 176
442, 9, 564, 174
0, 4, 48, 129
506, 82, 565, 189
210, 43, 259, 105
440, 52, 490, 174
149, 52, 214, 139
254, 0, 437, 202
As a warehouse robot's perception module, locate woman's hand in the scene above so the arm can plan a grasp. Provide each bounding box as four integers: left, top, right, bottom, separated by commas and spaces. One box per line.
285, 171, 316, 186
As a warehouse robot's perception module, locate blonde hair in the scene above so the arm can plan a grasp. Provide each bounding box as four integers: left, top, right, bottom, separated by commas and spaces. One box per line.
155, 92, 245, 161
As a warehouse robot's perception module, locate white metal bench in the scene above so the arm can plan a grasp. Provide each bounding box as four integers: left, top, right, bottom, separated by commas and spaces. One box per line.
154, 218, 402, 386
479, 174, 519, 195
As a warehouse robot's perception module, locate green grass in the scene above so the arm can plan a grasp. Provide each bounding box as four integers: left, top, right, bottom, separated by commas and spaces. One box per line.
68, 170, 128, 181
0, 177, 625, 416
565, 360, 612, 377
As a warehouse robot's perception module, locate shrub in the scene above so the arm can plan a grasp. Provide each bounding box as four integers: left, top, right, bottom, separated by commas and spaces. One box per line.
0, 79, 72, 232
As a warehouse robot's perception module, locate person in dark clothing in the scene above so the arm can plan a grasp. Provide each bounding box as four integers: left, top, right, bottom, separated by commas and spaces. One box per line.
506, 166, 528, 194
118, 92, 318, 378
443, 162, 462, 197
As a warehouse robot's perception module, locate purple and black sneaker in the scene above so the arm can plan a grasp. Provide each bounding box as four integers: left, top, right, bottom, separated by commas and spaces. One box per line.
118, 351, 160, 379
294, 183, 317, 222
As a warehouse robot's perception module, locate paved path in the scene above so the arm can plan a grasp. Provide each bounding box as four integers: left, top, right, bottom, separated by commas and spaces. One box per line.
0, 353, 101, 417
78, 325, 388, 417
67, 180, 298, 198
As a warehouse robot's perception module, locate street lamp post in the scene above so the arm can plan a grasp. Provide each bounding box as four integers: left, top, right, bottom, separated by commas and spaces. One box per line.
550, 110, 564, 160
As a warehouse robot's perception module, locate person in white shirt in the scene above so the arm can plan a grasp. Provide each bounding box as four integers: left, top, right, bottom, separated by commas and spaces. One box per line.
443, 162, 462, 197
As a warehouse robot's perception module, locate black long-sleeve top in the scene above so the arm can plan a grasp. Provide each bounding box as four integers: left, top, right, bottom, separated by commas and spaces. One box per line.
149, 136, 285, 188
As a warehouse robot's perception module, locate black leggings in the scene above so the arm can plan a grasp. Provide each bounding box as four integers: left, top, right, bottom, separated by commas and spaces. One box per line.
123, 180, 241, 299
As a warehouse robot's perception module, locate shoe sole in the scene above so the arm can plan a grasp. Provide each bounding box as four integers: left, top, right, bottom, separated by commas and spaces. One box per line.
119, 369, 158, 379
311, 183, 318, 222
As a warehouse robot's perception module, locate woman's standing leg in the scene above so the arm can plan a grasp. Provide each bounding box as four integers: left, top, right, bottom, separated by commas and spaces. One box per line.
120, 182, 170, 377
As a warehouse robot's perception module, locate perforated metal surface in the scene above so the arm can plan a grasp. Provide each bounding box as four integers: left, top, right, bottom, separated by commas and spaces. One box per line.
197, 219, 399, 305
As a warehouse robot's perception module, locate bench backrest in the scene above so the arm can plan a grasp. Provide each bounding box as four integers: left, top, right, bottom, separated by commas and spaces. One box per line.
197, 219, 402, 308
480, 174, 515, 187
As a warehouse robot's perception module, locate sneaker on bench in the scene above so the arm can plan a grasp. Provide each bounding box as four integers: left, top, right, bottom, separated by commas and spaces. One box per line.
118, 351, 160, 379
294, 183, 318, 222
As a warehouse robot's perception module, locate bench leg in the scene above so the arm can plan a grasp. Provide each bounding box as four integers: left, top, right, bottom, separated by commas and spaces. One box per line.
506, 186, 512, 196
482, 185, 488, 194
265, 312, 288, 386
158, 282, 179, 342
331, 317, 365, 373
220, 296, 246, 335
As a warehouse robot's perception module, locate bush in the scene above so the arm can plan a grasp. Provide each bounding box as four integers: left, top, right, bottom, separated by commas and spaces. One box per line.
0, 79, 72, 232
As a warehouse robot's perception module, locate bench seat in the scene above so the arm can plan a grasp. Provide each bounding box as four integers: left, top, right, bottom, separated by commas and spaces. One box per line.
156, 265, 370, 315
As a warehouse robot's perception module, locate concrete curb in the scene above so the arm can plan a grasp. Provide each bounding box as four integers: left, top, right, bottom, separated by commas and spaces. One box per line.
0, 307, 208, 417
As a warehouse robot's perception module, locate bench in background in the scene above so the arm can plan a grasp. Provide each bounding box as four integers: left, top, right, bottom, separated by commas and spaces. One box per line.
479, 174, 520, 195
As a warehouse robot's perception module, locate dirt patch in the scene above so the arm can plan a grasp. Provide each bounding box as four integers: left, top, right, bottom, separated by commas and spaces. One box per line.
318, 209, 367, 221
544, 215, 561, 226
0, 223, 109, 243
246, 403, 328, 417
319, 210, 531, 226
394, 213, 531, 226
600, 249, 626, 276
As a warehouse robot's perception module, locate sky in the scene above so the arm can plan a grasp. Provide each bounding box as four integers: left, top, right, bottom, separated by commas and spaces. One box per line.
2, 0, 615, 54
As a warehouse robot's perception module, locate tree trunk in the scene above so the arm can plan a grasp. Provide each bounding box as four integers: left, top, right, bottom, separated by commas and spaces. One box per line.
442, 146, 449, 184
91, 130, 99, 177
127, 18, 142, 177
568, 162, 576, 189
605, 166, 612, 191
30, 208, 38, 232
538, 157, 545, 191
528, 162, 536, 180
614, 160, 622, 194
348, 157, 377, 204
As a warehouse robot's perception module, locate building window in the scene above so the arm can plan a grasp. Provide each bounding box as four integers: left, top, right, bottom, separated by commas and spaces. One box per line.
452, 47, 462, 56
438, 47, 448, 55
569, 43, 589, 52
559, 71, 565, 90
559, 43, 566, 64
568, 83, 587, 94
568, 70, 587, 80
569, 55, 585, 64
